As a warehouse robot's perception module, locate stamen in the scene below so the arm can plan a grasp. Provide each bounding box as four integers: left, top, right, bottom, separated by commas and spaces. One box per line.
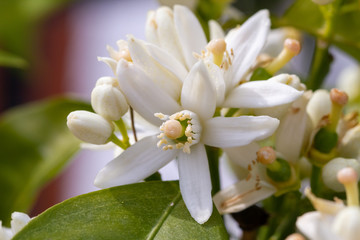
337, 167, 359, 206
206, 39, 227, 66
328, 88, 348, 131
265, 38, 301, 75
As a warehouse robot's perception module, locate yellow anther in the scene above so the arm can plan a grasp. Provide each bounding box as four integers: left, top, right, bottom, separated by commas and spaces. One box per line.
207, 39, 227, 66
265, 38, 301, 75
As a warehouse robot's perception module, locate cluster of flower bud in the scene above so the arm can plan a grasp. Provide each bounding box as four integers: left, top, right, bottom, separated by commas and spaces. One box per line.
67, 77, 129, 145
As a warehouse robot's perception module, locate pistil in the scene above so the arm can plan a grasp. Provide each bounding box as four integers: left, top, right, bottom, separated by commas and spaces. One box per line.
337, 167, 359, 206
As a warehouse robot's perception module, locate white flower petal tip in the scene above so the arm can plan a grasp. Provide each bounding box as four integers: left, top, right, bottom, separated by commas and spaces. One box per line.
178, 144, 213, 224
174, 5, 207, 69
202, 116, 279, 148
213, 180, 276, 214
94, 135, 176, 188
304, 187, 344, 214
223, 80, 303, 109
192, 209, 212, 225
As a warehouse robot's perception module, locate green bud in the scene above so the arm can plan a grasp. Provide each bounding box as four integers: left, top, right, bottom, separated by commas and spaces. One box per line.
266, 158, 292, 182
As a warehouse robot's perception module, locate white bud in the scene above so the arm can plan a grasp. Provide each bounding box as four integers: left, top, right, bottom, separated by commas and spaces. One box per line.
67, 111, 113, 144
337, 66, 360, 103
322, 157, 360, 192
10, 212, 31, 235
312, 0, 335, 5
333, 207, 360, 240
339, 125, 360, 159
306, 89, 331, 128
91, 77, 129, 121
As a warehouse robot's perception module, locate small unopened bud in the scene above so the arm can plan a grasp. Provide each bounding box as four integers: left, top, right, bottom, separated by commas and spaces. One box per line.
11, 212, 31, 234
330, 88, 348, 106
91, 77, 129, 121
206, 39, 226, 66
257, 146, 276, 165
265, 38, 301, 75
67, 110, 114, 145
285, 233, 305, 240
337, 167, 359, 206
323, 158, 360, 192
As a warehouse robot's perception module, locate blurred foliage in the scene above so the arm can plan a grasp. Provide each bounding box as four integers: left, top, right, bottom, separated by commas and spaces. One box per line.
0, 0, 74, 67
0, 98, 91, 225
0, 50, 28, 69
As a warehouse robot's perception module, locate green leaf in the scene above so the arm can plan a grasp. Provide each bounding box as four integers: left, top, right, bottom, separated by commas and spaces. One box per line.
273, 0, 360, 61
0, 49, 27, 68
0, 97, 91, 225
14, 181, 228, 240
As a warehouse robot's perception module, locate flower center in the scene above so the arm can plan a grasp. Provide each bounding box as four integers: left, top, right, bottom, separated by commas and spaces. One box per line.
155, 110, 201, 154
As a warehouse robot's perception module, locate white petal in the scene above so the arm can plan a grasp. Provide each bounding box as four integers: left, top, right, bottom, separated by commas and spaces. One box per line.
339, 125, 360, 159
145, 10, 160, 45
204, 60, 226, 106
223, 80, 303, 108
127, 36, 182, 101
178, 143, 213, 224
11, 212, 31, 235
275, 92, 312, 163
225, 10, 270, 86
224, 142, 259, 169
213, 179, 276, 214
155, 6, 186, 65
97, 56, 117, 75
306, 89, 331, 129
209, 20, 225, 40
174, 5, 207, 69
202, 116, 279, 148
145, 41, 188, 82
117, 59, 182, 126
296, 212, 339, 240
181, 61, 216, 121
94, 135, 177, 188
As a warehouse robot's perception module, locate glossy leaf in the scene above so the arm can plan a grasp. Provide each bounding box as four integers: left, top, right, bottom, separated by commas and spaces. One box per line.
14, 181, 228, 240
0, 98, 91, 225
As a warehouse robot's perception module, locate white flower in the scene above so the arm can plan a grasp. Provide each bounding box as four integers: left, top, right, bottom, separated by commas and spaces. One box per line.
94, 60, 280, 224
213, 93, 311, 213
0, 212, 32, 240
143, 5, 303, 109
336, 65, 360, 103
67, 110, 114, 144
91, 76, 129, 121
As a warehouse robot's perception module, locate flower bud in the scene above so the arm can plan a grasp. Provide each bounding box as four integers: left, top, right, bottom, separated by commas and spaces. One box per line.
67, 110, 114, 144
333, 207, 360, 240
11, 212, 31, 234
322, 157, 360, 192
91, 77, 129, 121
337, 66, 360, 103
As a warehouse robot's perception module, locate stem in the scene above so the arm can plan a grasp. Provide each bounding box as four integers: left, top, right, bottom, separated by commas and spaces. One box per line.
114, 118, 130, 148
130, 107, 138, 142
310, 165, 322, 196
205, 146, 221, 196
110, 133, 128, 150
306, 39, 330, 90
